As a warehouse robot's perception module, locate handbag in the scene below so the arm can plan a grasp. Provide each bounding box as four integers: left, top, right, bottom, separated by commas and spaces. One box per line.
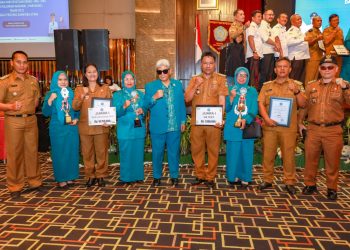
242, 121, 262, 139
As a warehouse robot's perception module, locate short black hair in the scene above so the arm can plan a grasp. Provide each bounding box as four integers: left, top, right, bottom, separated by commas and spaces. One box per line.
329, 14, 339, 22
251, 10, 262, 17
82, 63, 102, 87
275, 57, 291, 66
201, 51, 216, 62
11, 50, 28, 60
233, 9, 243, 16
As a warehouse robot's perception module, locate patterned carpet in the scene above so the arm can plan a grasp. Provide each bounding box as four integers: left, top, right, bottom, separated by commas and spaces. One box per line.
0, 152, 350, 250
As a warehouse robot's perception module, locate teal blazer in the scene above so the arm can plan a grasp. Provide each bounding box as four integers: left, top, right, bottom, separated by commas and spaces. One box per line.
144, 78, 186, 134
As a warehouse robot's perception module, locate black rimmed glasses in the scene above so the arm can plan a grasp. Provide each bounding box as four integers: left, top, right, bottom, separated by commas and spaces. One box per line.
156, 69, 169, 75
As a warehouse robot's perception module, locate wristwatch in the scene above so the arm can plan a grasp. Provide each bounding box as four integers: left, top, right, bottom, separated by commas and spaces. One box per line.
341, 85, 349, 90
294, 89, 301, 95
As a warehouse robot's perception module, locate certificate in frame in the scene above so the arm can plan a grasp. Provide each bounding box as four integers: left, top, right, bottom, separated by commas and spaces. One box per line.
197, 0, 218, 10
195, 105, 223, 126
91, 98, 112, 108
269, 97, 293, 127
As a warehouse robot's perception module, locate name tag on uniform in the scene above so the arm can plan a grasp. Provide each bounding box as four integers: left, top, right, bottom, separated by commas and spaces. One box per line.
195, 105, 223, 126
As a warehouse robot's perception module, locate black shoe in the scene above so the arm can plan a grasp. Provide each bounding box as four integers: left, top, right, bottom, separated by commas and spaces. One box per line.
191, 178, 206, 186
171, 178, 179, 187
67, 181, 75, 187
86, 178, 97, 187
327, 189, 338, 200
302, 185, 317, 195
228, 180, 242, 187
97, 178, 106, 187
205, 180, 215, 188
258, 182, 273, 191
152, 178, 161, 187
135, 180, 144, 184
285, 185, 297, 195
115, 181, 131, 186
10, 191, 21, 199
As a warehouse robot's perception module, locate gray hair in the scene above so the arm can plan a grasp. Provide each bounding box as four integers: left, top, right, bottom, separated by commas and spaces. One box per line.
156, 59, 170, 68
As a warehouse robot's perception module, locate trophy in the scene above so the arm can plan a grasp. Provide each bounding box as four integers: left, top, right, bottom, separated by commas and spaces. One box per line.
234, 87, 247, 128
61, 88, 72, 124
131, 90, 141, 128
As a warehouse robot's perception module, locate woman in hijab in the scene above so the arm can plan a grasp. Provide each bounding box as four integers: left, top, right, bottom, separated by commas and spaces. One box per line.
223, 67, 258, 189
112, 71, 146, 185
42, 71, 80, 188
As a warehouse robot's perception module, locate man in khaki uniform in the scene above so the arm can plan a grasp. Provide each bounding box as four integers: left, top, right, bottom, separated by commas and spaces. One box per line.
305, 16, 324, 84
0, 51, 43, 199
323, 14, 344, 76
258, 57, 306, 194
185, 51, 228, 188
299, 55, 350, 200
229, 9, 246, 41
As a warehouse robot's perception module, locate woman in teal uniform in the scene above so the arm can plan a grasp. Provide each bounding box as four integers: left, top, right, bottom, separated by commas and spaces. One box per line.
113, 71, 146, 185
42, 71, 80, 188
224, 67, 258, 189
341, 28, 350, 81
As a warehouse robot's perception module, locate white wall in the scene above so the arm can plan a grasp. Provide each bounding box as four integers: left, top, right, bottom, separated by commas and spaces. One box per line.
69, 0, 135, 39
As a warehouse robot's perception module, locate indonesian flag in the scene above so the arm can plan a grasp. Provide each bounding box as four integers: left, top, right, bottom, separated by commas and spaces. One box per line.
195, 14, 202, 63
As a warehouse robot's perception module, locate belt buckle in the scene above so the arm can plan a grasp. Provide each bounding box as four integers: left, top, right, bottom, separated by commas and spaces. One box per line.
320, 124, 326, 127
22, 114, 28, 118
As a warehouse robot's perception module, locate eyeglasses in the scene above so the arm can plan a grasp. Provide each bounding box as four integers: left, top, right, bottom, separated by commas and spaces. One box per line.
237, 73, 248, 78
156, 69, 169, 75
320, 65, 335, 71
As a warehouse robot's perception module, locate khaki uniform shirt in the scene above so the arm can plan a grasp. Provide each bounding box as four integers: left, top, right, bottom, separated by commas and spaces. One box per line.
229, 20, 244, 40
305, 28, 324, 61
258, 79, 304, 132
304, 79, 350, 124
323, 26, 344, 55
186, 73, 228, 124
0, 72, 40, 115
72, 84, 111, 135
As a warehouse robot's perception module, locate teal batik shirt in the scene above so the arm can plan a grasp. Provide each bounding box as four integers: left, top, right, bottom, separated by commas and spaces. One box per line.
162, 82, 178, 132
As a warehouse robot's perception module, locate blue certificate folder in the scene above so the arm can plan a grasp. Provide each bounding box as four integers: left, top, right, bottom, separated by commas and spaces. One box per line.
268, 97, 293, 127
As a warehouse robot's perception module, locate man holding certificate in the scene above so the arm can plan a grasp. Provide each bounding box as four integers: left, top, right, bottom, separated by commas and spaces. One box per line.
185, 51, 228, 188
299, 55, 350, 200
258, 57, 306, 195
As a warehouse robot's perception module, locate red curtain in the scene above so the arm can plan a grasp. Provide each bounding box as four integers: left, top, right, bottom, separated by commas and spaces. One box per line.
237, 0, 263, 23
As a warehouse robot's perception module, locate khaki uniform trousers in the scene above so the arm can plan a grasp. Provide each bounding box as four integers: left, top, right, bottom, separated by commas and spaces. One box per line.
190, 125, 221, 181
305, 60, 320, 85
304, 124, 343, 190
80, 133, 109, 179
5, 116, 41, 192
262, 129, 297, 185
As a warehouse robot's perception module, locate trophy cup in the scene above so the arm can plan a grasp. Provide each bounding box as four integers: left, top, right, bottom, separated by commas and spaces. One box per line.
234, 88, 247, 128
61, 88, 72, 124
131, 90, 141, 128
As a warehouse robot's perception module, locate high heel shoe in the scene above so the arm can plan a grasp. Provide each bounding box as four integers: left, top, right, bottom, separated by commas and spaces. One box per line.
86, 178, 97, 187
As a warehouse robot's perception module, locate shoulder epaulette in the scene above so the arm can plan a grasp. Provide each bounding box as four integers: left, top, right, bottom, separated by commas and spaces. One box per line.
217, 73, 226, 77
263, 80, 273, 85
0, 74, 10, 80
307, 80, 318, 85
294, 80, 303, 86
28, 75, 38, 81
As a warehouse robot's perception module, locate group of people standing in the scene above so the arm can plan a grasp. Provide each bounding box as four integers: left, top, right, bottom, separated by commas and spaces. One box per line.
226, 9, 350, 89
0, 9, 349, 201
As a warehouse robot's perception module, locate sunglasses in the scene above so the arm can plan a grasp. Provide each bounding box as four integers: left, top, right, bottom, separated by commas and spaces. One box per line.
156, 69, 169, 75
320, 65, 335, 71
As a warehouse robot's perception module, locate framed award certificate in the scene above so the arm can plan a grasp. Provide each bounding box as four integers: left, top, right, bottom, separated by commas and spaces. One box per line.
333, 45, 350, 56
88, 107, 116, 126
91, 98, 112, 108
195, 105, 223, 126
269, 97, 293, 127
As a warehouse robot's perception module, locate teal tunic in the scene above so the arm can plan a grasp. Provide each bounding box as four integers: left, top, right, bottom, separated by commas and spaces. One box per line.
42, 71, 80, 182
223, 67, 258, 183
112, 71, 146, 182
